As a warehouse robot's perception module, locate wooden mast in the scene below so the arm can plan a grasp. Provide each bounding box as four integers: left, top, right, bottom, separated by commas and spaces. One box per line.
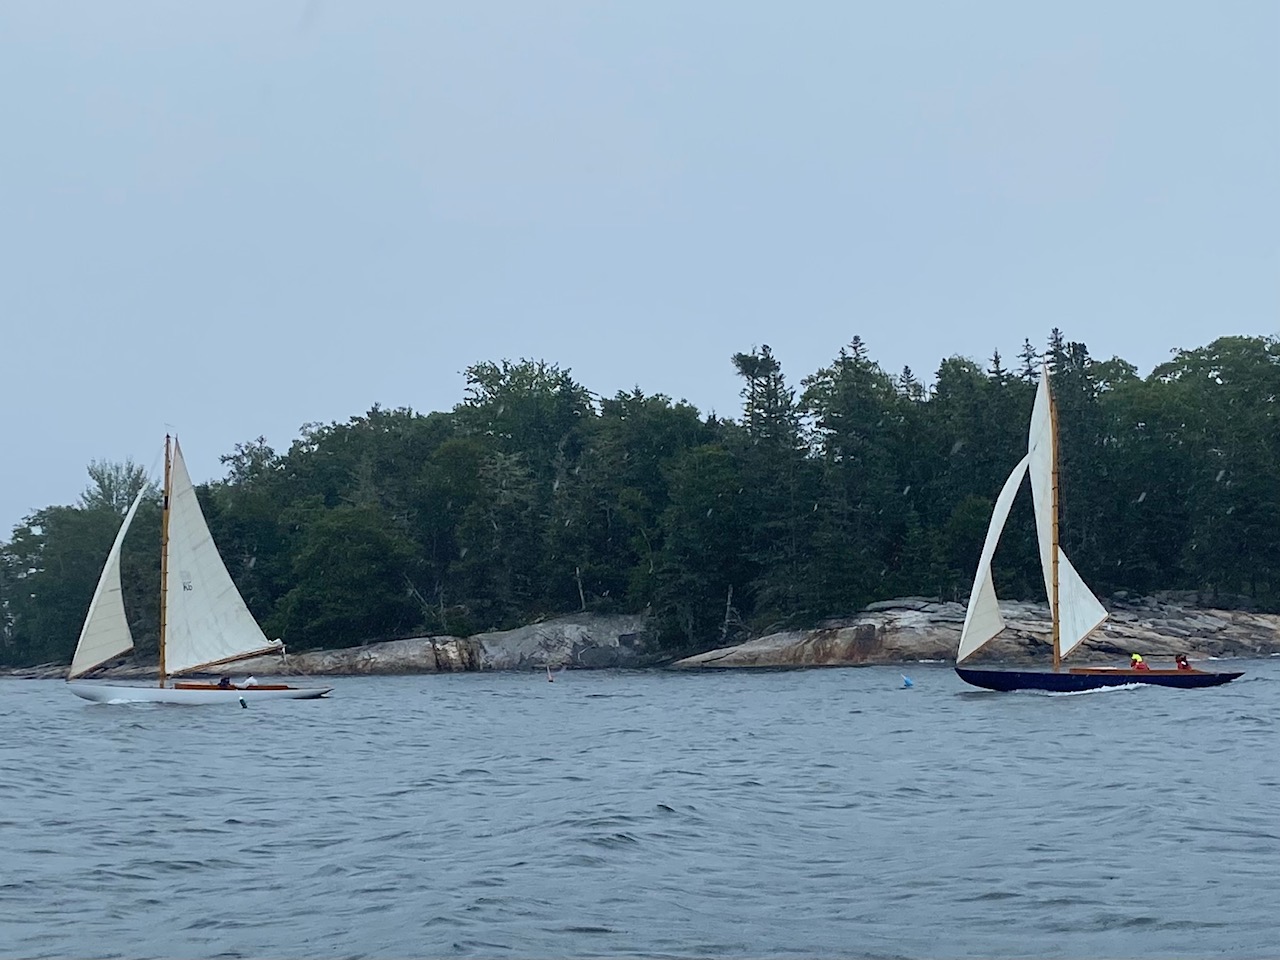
158, 434, 172, 687
1049, 372, 1062, 673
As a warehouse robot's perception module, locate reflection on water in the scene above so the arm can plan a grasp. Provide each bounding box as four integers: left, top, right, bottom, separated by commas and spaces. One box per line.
0, 662, 1276, 958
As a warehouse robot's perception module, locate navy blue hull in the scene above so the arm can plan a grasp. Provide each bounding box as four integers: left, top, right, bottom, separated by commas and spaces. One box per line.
955, 666, 1243, 692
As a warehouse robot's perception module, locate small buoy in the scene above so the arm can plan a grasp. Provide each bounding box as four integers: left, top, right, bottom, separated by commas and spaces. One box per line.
239, 697, 247, 709
901, 676, 914, 688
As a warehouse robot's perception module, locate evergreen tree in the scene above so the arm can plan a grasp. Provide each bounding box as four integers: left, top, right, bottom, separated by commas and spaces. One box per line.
897, 365, 925, 401
799, 338, 905, 614
651, 445, 752, 648
4, 335, 1280, 669
1018, 338, 1040, 382
988, 350, 1007, 384
730, 345, 818, 627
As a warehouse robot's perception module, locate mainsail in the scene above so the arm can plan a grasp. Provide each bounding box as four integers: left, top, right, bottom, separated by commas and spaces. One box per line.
163, 440, 282, 675
1026, 368, 1108, 657
956, 455, 1030, 663
68, 488, 148, 678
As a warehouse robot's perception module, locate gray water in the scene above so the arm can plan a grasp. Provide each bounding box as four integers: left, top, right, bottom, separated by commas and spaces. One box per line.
1, 661, 1277, 959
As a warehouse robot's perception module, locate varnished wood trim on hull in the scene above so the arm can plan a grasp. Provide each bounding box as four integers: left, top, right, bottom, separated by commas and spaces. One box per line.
173, 682, 298, 691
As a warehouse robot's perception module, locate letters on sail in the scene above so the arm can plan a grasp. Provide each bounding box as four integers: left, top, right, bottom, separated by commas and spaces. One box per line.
68, 440, 283, 680
163, 440, 282, 675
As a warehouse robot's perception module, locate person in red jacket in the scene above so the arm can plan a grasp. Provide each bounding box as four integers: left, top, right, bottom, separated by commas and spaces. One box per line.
1130, 653, 1150, 671
1175, 654, 1192, 671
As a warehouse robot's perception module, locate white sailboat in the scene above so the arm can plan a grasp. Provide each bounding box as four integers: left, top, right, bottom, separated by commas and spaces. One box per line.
67, 436, 332, 703
954, 367, 1241, 691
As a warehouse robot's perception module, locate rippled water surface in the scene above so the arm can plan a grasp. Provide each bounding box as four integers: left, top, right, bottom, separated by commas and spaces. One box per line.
2, 661, 1278, 958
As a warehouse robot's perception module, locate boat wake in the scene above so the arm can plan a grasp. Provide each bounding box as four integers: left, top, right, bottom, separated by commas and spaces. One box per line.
1045, 682, 1145, 697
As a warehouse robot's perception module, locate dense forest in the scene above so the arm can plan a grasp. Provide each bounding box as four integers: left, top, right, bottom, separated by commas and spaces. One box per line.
1, 331, 1277, 668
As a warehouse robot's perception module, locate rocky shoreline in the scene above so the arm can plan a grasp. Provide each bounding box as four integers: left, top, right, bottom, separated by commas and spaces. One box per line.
11, 613, 657, 680
11, 595, 1279, 680
672, 595, 1280, 669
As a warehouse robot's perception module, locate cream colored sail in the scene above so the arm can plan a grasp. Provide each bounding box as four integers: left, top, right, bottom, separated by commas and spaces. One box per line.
957, 455, 1030, 663
68, 488, 147, 679
1027, 367, 1108, 658
1028, 368, 1055, 607
164, 440, 282, 675
1056, 553, 1107, 658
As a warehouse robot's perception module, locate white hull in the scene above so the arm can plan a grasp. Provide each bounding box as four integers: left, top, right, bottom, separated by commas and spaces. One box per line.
68, 682, 332, 704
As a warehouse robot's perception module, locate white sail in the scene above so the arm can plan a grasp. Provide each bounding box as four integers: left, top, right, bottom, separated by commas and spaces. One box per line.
957, 455, 1030, 663
1027, 367, 1108, 658
68, 488, 147, 679
1027, 367, 1056, 606
1057, 552, 1108, 658
164, 440, 282, 675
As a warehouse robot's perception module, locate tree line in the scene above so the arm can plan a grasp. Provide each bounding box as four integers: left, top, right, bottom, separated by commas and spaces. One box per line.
2, 331, 1277, 668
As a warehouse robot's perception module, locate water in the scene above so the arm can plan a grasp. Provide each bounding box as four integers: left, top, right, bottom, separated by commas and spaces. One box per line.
2, 661, 1277, 959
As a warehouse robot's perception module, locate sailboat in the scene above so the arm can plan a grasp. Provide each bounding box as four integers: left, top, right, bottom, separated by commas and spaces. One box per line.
954, 368, 1242, 692
67, 436, 332, 703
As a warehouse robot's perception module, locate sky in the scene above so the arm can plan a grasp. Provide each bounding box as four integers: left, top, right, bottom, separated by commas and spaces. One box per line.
1, 1, 1277, 534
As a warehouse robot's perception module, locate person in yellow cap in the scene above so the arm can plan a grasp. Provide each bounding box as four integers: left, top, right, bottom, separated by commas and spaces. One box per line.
1130, 653, 1149, 671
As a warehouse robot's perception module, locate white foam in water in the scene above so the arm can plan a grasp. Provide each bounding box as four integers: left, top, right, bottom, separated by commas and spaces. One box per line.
1047, 682, 1145, 697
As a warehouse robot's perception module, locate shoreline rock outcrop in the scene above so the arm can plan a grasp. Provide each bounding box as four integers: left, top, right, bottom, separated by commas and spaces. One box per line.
11, 597, 1279, 679
16, 612, 657, 679
232, 612, 657, 675
672, 595, 1280, 669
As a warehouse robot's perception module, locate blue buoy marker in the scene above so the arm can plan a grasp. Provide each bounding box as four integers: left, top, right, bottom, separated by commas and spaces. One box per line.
239, 696, 247, 709
901, 676, 914, 689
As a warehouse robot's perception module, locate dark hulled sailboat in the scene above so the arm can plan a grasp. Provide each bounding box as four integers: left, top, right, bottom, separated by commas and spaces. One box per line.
954, 368, 1242, 692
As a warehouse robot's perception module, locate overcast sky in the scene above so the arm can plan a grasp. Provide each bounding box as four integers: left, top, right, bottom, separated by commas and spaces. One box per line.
2, 1, 1276, 534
